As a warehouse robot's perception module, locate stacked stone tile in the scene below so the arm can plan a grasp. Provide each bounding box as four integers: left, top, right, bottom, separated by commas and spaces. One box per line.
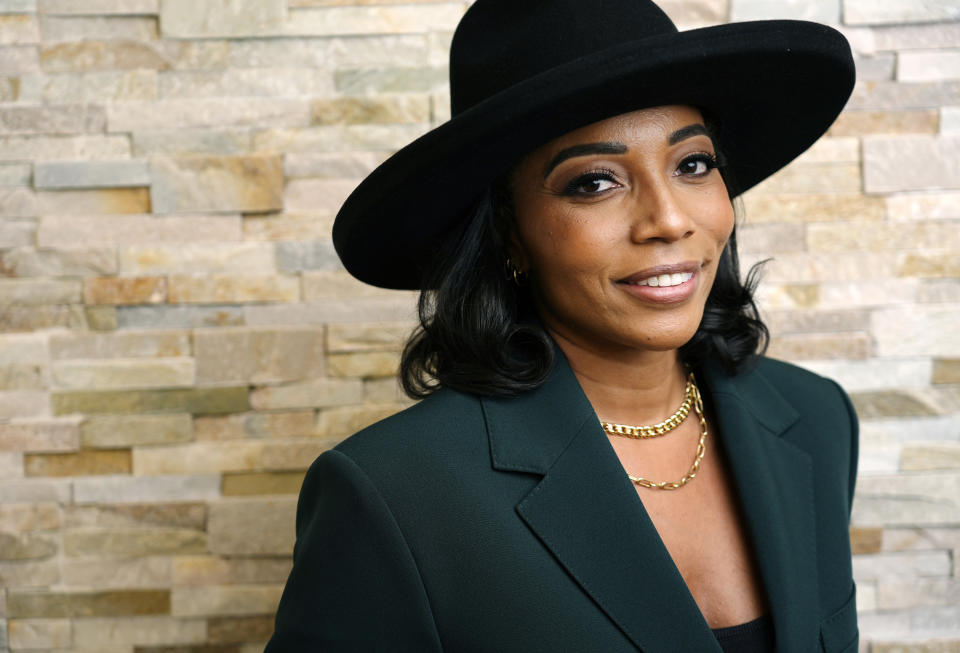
0, 0, 956, 650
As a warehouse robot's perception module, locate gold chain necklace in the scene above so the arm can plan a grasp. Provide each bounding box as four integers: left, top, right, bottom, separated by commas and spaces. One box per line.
600, 376, 694, 439
604, 373, 708, 491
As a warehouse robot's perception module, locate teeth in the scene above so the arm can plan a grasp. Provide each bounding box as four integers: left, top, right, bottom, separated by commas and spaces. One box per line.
634, 272, 693, 287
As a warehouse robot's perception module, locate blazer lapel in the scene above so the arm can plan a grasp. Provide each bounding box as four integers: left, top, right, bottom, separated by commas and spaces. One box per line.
483, 354, 721, 652
701, 360, 820, 653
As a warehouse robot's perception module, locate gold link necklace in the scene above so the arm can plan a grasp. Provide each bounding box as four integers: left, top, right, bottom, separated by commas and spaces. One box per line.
602, 372, 707, 491
599, 376, 694, 438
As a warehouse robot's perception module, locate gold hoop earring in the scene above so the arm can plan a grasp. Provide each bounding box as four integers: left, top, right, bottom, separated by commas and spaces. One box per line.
505, 257, 525, 286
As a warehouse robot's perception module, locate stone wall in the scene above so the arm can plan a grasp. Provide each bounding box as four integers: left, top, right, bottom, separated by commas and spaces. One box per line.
0, 0, 956, 651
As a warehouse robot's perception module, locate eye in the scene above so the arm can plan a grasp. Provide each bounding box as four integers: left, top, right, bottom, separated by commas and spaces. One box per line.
676, 153, 718, 177
563, 170, 620, 196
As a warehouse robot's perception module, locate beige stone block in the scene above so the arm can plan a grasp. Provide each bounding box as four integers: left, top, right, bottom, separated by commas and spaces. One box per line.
0, 278, 81, 305
252, 123, 428, 153
8, 589, 171, 618
72, 616, 206, 648
809, 222, 960, 253
168, 274, 299, 303
0, 503, 58, 533
865, 135, 960, 193
0, 391, 50, 419
283, 177, 357, 213
828, 110, 939, 137
0, 305, 84, 332
234, 34, 427, 69
887, 193, 960, 221
0, 531, 57, 560
38, 214, 240, 248
194, 411, 314, 441
40, 40, 169, 72
172, 555, 291, 586
284, 151, 387, 179
259, 440, 329, 470
171, 584, 283, 617
36, 188, 150, 215
208, 614, 275, 644
194, 326, 324, 385
62, 556, 171, 588
851, 390, 938, 419
0, 362, 47, 391
73, 474, 219, 504
118, 242, 271, 276
133, 440, 264, 475
335, 66, 448, 95
872, 306, 960, 357
737, 223, 805, 254
160, 0, 285, 38
0, 559, 59, 587
743, 252, 896, 283
53, 386, 248, 416
160, 67, 334, 99
0, 14, 39, 45
0, 451, 23, 477
0, 478, 71, 504
0, 333, 48, 365
0, 162, 31, 186
748, 163, 861, 195
326, 322, 411, 353
853, 473, 960, 527
0, 45, 39, 74
871, 22, 960, 51
83, 276, 166, 305
918, 279, 960, 303
207, 497, 295, 555
52, 357, 194, 391
25, 449, 130, 477
851, 527, 883, 555
314, 403, 404, 438
150, 154, 283, 214
934, 359, 960, 385
64, 502, 204, 530
65, 528, 205, 556
20, 70, 158, 103
0, 419, 79, 453
40, 14, 157, 40
249, 378, 362, 410
311, 95, 429, 126
222, 470, 306, 496
872, 642, 960, 653
82, 414, 192, 449
133, 128, 251, 156
0, 187, 35, 217
107, 98, 309, 132
8, 618, 70, 649
898, 253, 960, 279
945, 106, 960, 133
301, 269, 399, 301
51, 330, 188, 360
766, 333, 871, 361
245, 296, 418, 326
798, 358, 932, 393
877, 578, 960, 610
364, 377, 406, 403
848, 80, 960, 112
881, 528, 960, 553
814, 280, 918, 309
327, 351, 400, 378
844, 0, 960, 25
902, 443, 960, 472
765, 309, 870, 336
284, 5, 464, 36
1, 247, 117, 277
0, 219, 35, 246
38, 0, 159, 14
242, 211, 334, 242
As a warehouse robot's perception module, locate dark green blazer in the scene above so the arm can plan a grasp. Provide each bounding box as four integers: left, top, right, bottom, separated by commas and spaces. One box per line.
267, 355, 859, 653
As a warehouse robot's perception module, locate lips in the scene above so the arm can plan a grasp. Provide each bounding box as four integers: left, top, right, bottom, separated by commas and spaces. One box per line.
632, 271, 693, 287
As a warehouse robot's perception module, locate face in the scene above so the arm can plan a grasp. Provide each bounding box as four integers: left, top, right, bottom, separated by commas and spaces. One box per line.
510, 105, 734, 357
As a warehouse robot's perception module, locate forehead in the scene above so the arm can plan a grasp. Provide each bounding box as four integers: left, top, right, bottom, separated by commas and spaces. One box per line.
528, 104, 707, 160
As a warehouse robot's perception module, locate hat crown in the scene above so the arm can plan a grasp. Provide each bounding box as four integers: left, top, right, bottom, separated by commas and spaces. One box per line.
450, 0, 678, 116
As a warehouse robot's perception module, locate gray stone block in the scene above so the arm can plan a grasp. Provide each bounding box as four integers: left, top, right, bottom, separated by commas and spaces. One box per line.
274, 240, 339, 272
116, 304, 245, 329
845, 0, 960, 25
864, 135, 960, 193
160, 0, 286, 38
731, 0, 839, 23
0, 0, 36, 13
34, 160, 149, 189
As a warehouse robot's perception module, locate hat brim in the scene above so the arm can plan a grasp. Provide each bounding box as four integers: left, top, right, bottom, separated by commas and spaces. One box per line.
333, 20, 855, 290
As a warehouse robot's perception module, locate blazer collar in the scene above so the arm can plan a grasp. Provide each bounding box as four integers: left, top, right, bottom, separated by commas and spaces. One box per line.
481, 353, 819, 653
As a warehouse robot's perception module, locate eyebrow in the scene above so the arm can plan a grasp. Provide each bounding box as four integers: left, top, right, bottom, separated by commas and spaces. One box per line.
543, 142, 627, 178
542, 124, 712, 178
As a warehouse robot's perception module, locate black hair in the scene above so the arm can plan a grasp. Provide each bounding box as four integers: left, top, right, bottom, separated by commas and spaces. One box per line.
400, 172, 769, 400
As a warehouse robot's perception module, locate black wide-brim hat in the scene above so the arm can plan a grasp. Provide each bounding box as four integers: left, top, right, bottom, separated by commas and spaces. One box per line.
333, 0, 855, 290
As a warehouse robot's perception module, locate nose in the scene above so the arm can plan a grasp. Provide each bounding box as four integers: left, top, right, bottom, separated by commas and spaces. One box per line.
628, 178, 696, 244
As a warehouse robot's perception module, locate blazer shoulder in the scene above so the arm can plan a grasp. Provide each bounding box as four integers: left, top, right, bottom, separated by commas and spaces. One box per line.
334, 387, 487, 469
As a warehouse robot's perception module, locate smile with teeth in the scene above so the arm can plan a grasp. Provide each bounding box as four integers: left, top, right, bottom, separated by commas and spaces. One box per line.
628, 272, 694, 287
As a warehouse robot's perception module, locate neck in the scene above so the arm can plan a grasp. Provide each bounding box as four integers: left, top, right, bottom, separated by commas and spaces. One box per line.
549, 329, 689, 426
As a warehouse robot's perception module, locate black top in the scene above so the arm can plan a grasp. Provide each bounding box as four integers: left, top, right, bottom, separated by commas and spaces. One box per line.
712, 615, 775, 653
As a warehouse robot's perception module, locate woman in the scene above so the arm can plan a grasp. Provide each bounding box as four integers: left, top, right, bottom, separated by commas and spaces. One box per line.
267, 1, 859, 651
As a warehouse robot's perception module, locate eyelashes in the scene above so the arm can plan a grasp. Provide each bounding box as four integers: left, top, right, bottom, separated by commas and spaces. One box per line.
561, 152, 720, 197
